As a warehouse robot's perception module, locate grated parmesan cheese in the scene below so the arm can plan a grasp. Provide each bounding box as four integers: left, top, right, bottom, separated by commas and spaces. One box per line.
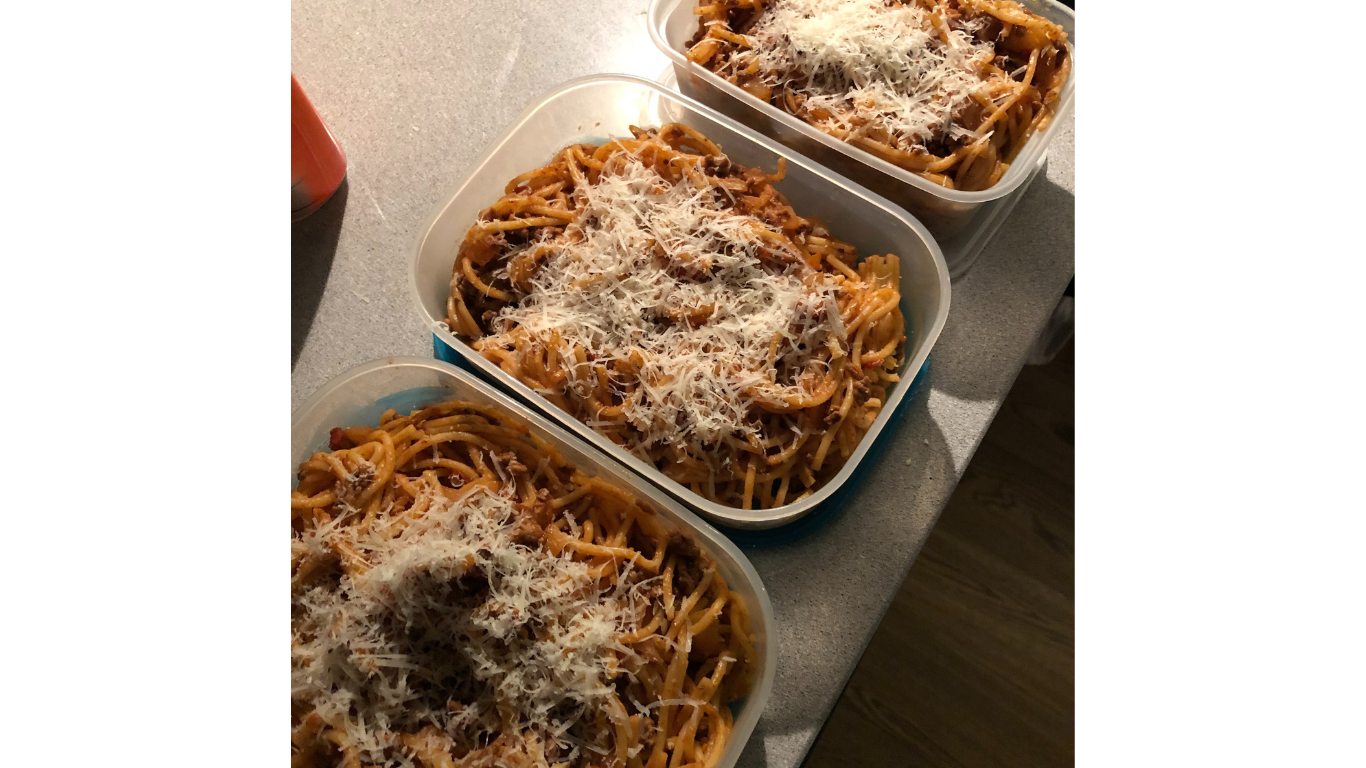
476, 153, 846, 464
721, 0, 997, 149
292, 483, 655, 766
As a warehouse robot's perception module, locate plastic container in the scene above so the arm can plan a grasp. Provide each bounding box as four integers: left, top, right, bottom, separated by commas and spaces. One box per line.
292, 357, 777, 768
410, 74, 950, 529
648, 0, 1075, 272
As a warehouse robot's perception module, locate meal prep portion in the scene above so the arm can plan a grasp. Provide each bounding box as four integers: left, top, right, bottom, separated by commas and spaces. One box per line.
686, 0, 1070, 191
446, 123, 907, 512
291, 399, 757, 768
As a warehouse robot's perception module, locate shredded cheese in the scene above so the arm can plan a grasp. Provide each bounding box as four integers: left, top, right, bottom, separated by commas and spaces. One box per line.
723, 0, 996, 149
477, 153, 845, 463
291, 484, 653, 766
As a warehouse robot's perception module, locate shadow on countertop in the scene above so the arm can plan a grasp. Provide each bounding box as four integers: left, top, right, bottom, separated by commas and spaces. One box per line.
292, 178, 349, 368
929, 174, 1074, 404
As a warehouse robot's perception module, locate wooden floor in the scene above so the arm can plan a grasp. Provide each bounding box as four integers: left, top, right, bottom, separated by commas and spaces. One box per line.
804, 341, 1074, 768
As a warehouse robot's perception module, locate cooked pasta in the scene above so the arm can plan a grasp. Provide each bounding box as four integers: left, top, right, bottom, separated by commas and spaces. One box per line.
686, 0, 1071, 191
291, 399, 757, 768
445, 123, 906, 511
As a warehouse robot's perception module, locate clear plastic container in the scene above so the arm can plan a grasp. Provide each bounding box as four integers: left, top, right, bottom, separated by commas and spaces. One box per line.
409, 74, 950, 529
647, 0, 1075, 252
292, 357, 777, 768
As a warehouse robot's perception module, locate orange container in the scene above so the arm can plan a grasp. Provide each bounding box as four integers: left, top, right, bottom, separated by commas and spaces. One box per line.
291, 75, 347, 221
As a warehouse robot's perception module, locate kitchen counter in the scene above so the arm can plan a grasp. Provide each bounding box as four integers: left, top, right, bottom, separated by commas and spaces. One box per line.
291, 2, 1074, 765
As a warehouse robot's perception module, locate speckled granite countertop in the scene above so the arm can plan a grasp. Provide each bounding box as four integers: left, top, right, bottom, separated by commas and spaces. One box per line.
292, 2, 1074, 765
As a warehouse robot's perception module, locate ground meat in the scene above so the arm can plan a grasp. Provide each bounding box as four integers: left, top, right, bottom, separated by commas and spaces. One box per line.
701, 154, 733, 176
668, 530, 701, 562
512, 489, 554, 546
510, 516, 544, 547
493, 450, 527, 475
639, 715, 657, 746
328, 427, 351, 450
671, 542, 705, 596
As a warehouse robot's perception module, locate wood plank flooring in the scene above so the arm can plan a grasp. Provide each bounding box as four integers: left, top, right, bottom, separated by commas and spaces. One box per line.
804, 341, 1074, 768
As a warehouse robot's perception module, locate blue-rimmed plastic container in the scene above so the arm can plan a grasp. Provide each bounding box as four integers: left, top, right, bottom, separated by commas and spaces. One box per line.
291, 357, 777, 768
410, 74, 950, 531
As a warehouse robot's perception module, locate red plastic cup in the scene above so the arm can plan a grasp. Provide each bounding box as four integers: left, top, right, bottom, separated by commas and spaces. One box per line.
291, 74, 347, 221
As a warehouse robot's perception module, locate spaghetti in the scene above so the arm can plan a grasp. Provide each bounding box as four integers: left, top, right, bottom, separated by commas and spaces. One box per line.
685, 0, 1071, 191
446, 123, 906, 510
291, 399, 757, 768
